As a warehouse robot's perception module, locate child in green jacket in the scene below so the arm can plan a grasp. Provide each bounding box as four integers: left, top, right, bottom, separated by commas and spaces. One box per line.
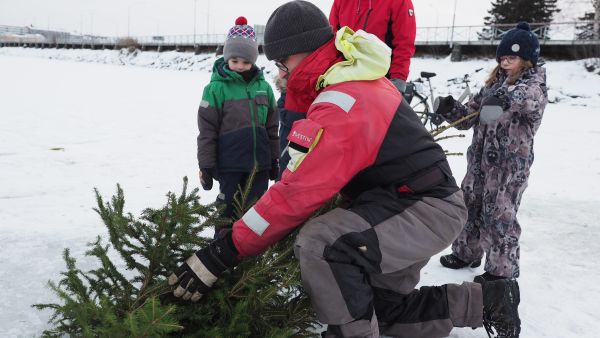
196, 17, 279, 235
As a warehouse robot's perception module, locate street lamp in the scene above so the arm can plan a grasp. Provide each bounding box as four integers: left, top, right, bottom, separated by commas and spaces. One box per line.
98, 17, 120, 36
90, 12, 94, 36
206, 0, 210, 35
193, 0, 209, 45
450, 0, 458, 47
127, 6, 133, 37
148, 17, 160, 36
193, 0, 197, 45
128, 1, 148, 37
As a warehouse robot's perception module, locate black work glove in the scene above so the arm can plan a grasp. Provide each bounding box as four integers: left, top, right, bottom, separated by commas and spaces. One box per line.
269, 161, 279, 181
199, 168, 214, 191
430, 113, 444, 126
433, 95, 456, 116
168, 230, 239, 302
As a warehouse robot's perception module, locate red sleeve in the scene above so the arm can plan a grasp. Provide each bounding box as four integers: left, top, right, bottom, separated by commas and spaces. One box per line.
389, 0, 416, 81
329, 0, 340, 31
231, 85, 397, 257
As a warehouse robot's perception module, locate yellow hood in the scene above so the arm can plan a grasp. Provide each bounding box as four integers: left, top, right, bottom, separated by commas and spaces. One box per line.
317, 26, 391, 90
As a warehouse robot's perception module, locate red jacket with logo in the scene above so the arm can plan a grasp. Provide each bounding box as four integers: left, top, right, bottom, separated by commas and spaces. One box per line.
329, 0, 416, 81
230, 39, 451, 257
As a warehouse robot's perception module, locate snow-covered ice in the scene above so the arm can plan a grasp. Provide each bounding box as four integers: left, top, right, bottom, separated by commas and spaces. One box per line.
0, 48, 599, 337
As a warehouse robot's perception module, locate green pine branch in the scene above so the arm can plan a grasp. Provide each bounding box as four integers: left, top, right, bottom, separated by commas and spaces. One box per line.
34, 176, 324, 337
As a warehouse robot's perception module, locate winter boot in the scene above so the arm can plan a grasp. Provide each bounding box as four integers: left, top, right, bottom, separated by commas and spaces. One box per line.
480, 279, 521, 338
474, 272, 506, 284
440, 254, 481, 269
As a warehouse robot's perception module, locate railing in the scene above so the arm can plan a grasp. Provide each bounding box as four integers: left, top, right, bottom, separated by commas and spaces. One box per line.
417, 21, 600, 45
0, 24, 28, 35
126, 34, 228, 45
1, 21, 598, 46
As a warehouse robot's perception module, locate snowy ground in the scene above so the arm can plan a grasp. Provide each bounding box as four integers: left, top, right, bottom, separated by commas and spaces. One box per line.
0, 48, 599, 337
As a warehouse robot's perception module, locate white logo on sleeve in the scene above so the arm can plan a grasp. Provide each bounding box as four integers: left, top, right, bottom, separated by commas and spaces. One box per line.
291, 130, 313, 144
408, 9, 414, 16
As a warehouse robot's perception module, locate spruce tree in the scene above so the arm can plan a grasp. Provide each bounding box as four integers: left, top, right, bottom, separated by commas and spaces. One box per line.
576, 0, 600, 41
576, 12, 598, 40
575, 1, 600, 72
480, 0, 560, 39
34, 177, 326, 337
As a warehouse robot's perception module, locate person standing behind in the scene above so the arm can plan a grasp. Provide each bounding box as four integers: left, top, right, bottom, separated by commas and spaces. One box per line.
197, 17, 279, 234
275, 0, 417, 177
273, 75, 304, 181
329, 0, 416, 94
436, 22, 548, 282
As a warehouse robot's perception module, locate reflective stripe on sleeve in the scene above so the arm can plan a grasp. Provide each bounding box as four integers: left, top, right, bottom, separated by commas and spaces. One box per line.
242, 207, 270, 236
312, 90, 356, 113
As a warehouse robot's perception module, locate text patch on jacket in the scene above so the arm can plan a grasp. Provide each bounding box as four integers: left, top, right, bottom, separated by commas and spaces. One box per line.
287, 119, 323, 172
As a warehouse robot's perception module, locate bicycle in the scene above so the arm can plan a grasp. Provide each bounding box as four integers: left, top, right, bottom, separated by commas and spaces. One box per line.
405, 68, 483, 129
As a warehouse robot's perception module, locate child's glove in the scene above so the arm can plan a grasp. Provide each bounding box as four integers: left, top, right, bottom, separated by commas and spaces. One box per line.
479, 96, 505, 124
269, 161, 279, 181
433, 95, 455, 116
390, 78, 407, 94
199, 168, 214, 191
168, 230, 239, 302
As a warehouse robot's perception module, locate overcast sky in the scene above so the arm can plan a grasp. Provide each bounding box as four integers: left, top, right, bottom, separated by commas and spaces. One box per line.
0, 0, 590, 37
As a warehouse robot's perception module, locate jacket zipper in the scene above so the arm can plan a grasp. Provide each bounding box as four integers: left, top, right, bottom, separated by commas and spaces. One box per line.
247, 85, 257, 165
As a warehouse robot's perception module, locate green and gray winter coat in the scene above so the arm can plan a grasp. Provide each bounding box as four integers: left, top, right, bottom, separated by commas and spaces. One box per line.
197, 57, 278, 173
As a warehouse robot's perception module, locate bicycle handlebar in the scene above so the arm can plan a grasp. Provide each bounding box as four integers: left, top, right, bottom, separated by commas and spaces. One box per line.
446, 67, 485, 84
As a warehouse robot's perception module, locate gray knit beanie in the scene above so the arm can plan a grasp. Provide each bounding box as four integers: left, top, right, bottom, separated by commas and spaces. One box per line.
223, 16, 258, 64
263, 0, 334, 60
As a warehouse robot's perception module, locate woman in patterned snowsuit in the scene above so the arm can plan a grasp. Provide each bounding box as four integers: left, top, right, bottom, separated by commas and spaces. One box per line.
437, 22, 548, 280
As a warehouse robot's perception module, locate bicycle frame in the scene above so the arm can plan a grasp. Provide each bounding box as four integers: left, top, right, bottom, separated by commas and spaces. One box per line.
408, 67, 484, 128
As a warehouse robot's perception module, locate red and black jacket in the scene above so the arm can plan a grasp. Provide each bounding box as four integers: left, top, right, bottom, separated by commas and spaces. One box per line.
231, 39, 456, 257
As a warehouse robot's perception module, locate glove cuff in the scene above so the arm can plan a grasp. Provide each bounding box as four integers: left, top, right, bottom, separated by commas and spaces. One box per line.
195, 230, 239, 278
216, 229, 239, 267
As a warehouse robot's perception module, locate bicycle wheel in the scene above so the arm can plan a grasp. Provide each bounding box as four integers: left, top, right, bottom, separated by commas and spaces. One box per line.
409, 92, 431, 125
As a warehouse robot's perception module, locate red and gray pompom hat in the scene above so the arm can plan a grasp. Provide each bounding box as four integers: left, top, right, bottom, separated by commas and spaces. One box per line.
223, 16, 258, 64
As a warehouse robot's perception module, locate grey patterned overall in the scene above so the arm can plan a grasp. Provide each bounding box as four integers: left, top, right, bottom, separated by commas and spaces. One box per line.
440, 66, 548, 277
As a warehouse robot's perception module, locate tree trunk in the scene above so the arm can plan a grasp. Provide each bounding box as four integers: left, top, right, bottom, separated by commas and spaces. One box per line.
594, 0, 600, 39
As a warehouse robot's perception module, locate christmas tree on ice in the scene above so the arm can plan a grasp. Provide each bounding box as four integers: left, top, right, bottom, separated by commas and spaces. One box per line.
34, 176, 329, 337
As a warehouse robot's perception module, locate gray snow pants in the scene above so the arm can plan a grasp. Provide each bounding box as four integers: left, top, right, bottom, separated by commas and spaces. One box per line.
294, 191, 483, 338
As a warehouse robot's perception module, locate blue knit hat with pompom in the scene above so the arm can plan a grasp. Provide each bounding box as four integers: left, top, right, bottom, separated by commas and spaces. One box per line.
496, 22, 540, 65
